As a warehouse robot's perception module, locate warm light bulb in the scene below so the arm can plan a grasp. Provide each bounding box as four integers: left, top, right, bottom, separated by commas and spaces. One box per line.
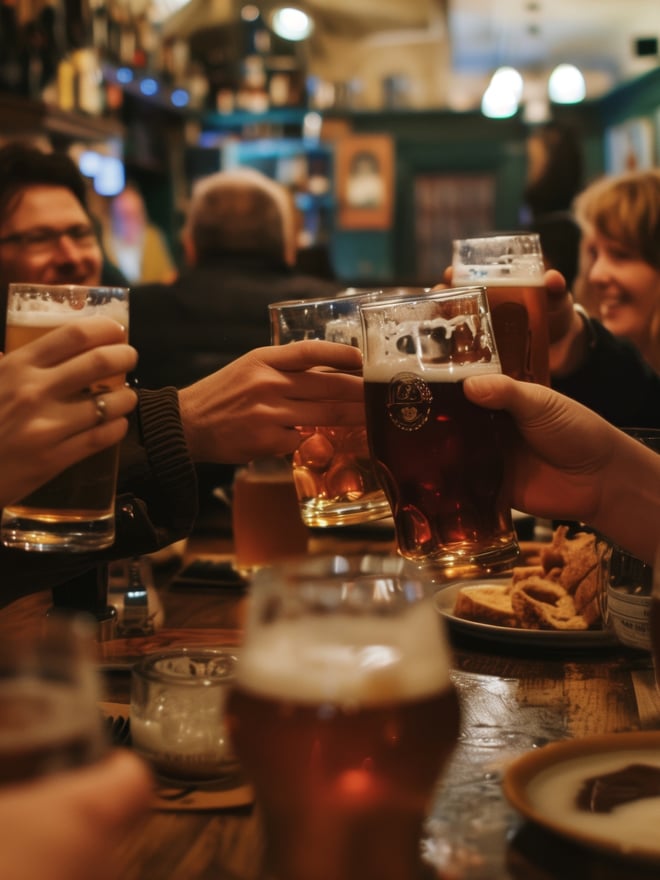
548, 64, 586, 104
270, 6, 314, 41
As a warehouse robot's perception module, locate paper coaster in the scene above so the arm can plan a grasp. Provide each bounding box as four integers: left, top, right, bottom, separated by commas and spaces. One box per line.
99, 702, 254, 812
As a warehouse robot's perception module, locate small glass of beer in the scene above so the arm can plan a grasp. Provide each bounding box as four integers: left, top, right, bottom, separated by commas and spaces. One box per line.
226, 553, 460, 880
452, 232, 550, 385
0, 615, 107, 786
269, 294, 393, 527
1, 283, 129, 552
360, 286, 520, 573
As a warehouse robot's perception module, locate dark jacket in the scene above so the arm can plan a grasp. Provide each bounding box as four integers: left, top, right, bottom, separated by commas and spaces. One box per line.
553, 318, 660, 429
0, 388, 198, 606
129, 254, 342, 390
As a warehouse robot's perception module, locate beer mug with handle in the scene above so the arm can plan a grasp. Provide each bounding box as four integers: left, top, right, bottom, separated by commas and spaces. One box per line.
360, 286, 520, 574
226, 553, 460, 880
269, 294, 393, 527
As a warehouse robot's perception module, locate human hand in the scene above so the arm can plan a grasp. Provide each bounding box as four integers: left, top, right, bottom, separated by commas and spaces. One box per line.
0, 750, 153, 880
178, 341, 365, 464
464, 372, 660, 563
0, 316, 138, 507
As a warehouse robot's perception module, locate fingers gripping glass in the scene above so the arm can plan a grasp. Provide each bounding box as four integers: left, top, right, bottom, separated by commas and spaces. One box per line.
0, 225, 97, 253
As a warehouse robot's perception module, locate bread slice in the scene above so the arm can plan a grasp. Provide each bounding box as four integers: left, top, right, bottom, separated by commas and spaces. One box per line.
453, 583, 518, 628
511, 576, 588, 631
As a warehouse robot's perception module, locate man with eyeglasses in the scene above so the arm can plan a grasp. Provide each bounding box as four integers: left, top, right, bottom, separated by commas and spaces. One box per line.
0, 143, 365, 600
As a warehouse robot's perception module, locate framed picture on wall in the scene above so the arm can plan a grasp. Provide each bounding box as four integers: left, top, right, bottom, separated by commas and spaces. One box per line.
335, 134, 394, 230
605, 117, 655, 173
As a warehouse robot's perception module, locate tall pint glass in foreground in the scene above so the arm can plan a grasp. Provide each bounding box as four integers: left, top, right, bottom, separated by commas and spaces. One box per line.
360, 287, 520, 572
452, 233, 549, 385
269, 295, 392, 527
2, 283, 129, 552
227, 554, 460, 880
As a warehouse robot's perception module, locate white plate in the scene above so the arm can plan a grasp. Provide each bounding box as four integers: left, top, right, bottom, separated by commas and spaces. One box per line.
503, 732, 660, 863
434, 579, 616, 648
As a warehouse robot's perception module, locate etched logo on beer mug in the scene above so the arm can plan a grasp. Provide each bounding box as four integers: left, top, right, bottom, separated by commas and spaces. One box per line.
360, 287, 520, 574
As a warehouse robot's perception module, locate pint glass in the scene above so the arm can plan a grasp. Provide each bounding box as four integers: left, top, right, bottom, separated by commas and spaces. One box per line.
2, 283, 129, 552
452, 233, 550, 385
269, 295, 392, 527
360, 287, 520, 572
226, 553, 460, 880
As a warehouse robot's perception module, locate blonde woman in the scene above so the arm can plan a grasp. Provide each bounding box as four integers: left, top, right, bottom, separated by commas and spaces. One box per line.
574, 169, 660, 373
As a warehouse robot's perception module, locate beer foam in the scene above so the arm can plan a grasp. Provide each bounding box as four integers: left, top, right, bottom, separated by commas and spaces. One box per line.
7, 299, 128, 327
362, 313, 501, 379
236, 599, 453, 706
527, 750, 660, 855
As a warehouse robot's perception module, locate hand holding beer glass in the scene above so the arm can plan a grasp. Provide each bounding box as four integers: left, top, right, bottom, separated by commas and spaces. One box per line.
2, 283, 129, 552
269, 295, 392, 527
226, 553, 460, 880
452, 233, 550, 385
360, 287, 520, 572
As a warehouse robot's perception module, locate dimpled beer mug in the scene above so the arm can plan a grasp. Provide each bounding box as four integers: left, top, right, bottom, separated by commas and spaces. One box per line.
269, 295, 392, 527
452, 233, 550, 385
360, 286, 520, 573
2, 283, 129, 552
226, 553, 460, 880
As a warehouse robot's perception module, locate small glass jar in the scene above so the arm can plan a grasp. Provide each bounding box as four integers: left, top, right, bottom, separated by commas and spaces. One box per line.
130, 647, 239, 784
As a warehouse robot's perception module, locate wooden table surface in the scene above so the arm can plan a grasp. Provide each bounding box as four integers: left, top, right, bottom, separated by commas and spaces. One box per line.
2, 526, 660, 880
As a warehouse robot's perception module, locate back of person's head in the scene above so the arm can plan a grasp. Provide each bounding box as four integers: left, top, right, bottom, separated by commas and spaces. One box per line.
0, 141, 88, 222
183, 168, 297, 266
524, 122, 584, 216
574, 169, 660, 271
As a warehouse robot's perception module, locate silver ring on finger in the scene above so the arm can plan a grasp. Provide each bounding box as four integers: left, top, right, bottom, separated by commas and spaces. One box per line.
94, 395, 108, 425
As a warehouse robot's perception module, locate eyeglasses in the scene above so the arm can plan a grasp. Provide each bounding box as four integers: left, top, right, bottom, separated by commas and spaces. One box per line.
0, 225, 98, 253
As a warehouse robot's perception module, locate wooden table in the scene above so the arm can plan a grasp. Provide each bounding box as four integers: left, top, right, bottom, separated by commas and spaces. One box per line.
2, 527, 660, 880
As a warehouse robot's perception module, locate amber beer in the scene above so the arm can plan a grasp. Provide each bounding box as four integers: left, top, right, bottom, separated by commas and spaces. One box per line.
2, 284, 129, 552
232, 459, 309, 571
0, 679, 103, 784
484, 280, 550, 385
227, 594, 459, 880
364, 365, 517, 568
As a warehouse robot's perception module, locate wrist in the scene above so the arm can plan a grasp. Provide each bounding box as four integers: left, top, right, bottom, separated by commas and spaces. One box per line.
550, 304, 594, 378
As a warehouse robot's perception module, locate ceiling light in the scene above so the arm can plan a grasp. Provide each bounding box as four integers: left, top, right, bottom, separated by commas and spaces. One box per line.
481, 84, 519, 119
270, 6, 314, 41
547, 64, 586, 104
490, 66, 524, 103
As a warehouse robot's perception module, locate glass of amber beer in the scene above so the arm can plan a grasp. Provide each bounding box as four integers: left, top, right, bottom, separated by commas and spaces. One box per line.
269, 294, 392, 527
1, 283, 129, 552
360, 286, 520, 572
226, 553, 460, 880
452, 233, 549, 385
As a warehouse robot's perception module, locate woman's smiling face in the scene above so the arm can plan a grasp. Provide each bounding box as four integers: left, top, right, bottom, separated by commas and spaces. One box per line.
582, 226, 660, 347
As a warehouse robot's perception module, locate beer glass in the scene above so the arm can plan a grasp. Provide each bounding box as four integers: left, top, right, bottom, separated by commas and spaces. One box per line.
0, 615, 107, 786
360, 286, 520, 572
269, 294, 392, 527
232, 457, 309, 572
226, 553, 460, 880
602, 429, 660, 653
452, 233, 550, 385
2, 283, 129, 552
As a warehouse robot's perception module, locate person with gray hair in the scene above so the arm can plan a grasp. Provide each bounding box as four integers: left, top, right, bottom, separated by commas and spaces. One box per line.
130, 167, 341, 390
